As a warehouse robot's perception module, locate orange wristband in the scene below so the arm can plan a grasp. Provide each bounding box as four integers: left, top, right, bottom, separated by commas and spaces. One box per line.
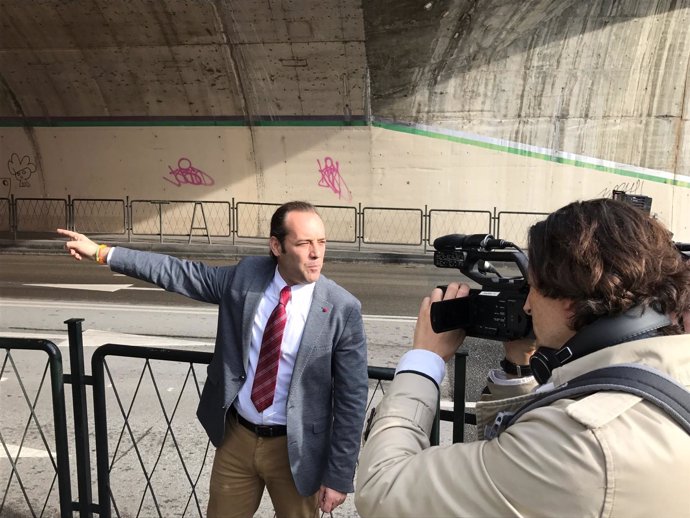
95, 244, 108, 264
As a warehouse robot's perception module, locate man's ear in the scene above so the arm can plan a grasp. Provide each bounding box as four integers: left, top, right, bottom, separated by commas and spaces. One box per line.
561, 298, 577, 325
269, 236, 282, 257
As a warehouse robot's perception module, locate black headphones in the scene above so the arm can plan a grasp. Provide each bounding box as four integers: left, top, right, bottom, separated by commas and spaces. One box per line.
529, 305, 672, 384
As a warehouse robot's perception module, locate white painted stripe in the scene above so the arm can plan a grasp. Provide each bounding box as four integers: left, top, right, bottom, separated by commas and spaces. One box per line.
0, 445, 54, 459
24, 283, 163, 292
0, 298, 416, 321
0, 298, 216, 315
25, 283, 133, 292
362, 314, 416, 323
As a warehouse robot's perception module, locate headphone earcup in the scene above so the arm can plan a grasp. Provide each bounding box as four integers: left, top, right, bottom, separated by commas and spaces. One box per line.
529, 348, 561, 385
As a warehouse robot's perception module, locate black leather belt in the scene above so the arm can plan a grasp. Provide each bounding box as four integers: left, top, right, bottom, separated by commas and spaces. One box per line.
232, 410, 287, 438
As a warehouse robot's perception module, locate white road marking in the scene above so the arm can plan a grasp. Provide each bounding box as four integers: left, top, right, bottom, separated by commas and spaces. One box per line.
1, 298, 216, 315
26, 283, 133, 292
1, 299, 416, 321
0, 445, 54, 459
24, 283, 163, 292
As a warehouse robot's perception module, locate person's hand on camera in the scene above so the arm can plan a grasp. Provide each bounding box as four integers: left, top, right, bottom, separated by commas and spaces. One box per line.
413, 282, 469, 361
57, 228, 100, 261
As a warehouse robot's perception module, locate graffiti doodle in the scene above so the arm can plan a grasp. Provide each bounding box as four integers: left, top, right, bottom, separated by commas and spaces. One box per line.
163, 158, 215, 187
317, 156, 352, 201
7, 153, 36, 188
598, 179, 643, 199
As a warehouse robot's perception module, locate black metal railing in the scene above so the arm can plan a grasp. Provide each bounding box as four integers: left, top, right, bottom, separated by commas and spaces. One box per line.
0, 195, 549, 249
0, 337, 72, 518
1, 321, 474, 517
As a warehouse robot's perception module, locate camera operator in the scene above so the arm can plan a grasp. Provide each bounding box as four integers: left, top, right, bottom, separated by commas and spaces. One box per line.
355, 198, 690, 517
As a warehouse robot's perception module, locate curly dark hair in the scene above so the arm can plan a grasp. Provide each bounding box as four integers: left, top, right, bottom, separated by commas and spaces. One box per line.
528, 198, 690, 334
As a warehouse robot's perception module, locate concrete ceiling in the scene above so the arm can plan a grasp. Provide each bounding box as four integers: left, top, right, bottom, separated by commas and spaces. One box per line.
0, 0, 367, 118
1, 1, 688, 173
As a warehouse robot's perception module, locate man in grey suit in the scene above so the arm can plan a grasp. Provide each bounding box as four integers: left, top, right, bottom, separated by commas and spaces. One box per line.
58, 201, 368, 517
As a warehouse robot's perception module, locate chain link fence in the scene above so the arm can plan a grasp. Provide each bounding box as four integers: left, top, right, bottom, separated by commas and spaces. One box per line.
0, 196, 548, 249
0, 198, 10, 233
495, 211, 549, 249
14, 198, 68, 234
73, 199, 127, 235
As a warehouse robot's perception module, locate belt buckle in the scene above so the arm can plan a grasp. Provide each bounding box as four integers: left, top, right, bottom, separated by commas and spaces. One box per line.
255, 425, 273, 437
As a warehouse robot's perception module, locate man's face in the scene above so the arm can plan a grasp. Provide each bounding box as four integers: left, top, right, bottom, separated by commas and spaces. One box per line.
524, 278, 576, 349
271, 210, 326, 286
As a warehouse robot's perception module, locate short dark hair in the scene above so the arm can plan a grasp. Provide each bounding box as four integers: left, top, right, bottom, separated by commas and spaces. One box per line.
528, 198, 690, 333
269, 201, 319, 259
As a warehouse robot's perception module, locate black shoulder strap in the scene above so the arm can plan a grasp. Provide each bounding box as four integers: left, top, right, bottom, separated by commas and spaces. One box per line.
505, 364, 690, 434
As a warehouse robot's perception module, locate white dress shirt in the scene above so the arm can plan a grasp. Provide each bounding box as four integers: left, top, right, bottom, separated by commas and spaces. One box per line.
234, 268, 315, 425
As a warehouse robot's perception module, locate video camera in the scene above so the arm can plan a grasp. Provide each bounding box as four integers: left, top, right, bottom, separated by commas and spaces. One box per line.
430, 233, 532, 341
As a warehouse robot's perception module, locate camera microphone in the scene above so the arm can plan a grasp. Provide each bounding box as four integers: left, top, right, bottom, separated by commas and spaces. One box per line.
433, 233, 511, 251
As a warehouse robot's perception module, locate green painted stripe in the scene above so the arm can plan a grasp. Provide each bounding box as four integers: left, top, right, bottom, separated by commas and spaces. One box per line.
373, 121, 689, 189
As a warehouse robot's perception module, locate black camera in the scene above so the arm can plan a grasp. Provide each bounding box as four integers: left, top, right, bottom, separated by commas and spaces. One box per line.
430, 233, 532, 341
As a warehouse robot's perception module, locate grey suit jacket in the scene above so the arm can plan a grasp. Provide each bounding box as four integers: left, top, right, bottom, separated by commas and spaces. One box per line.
109, 249, 368, 496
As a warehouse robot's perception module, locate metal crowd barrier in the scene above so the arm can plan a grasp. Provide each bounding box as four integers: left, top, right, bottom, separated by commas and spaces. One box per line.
1, 320, 473, 517
0, 195, 550, 250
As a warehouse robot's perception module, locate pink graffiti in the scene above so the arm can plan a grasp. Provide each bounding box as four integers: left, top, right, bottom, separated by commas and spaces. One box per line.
317, 156, 352, 201
163, 158, 214, 187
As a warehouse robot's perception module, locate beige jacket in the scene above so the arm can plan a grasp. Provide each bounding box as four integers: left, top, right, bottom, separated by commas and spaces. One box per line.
355, 334, 690, 517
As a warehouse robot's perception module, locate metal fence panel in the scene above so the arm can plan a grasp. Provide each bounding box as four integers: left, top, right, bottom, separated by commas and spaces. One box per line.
315, 205, 357, 243
130, 201, 231, 237
73, 198, 126, 234
0, 198, 10, 232
15, 198, 67, 233
235, 202, 280, 239
91, 344, 402, 518
428, 209, 493, 244
496, 211, 549, 248
0, 338, 71, 518
236, 202, 358, 244
92, 345, 214, 518
361, 207, 423, 245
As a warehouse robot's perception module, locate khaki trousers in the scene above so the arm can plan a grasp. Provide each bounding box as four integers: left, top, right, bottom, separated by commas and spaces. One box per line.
207, 416, 320, 518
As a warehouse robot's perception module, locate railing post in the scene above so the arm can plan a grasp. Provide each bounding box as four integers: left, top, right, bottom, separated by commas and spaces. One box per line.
231, 197, 236, 245
48, 342, 74, 518
65, 318, 95, 517
67, 194, 73, 230
423, 204, 429, 253
452, 351, 468, 443
11, 193, 16, 240
92, 347, 111, 518
126, 196, 131, 242
357, 202, 362, 251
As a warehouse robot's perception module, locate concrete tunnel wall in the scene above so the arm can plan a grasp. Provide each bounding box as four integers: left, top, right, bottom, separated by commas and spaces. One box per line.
0, 0, 688, 241
2, 123, 688, 241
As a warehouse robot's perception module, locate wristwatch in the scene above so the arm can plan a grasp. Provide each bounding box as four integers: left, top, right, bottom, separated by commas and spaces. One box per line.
500, 357, 533, 377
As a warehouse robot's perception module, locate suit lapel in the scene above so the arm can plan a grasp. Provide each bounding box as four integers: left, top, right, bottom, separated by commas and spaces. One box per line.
292, 277, 333, 385
242, 263, 274, 368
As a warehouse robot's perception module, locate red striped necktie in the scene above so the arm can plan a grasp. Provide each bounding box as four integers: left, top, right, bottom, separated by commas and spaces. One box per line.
251, 285, 292, 412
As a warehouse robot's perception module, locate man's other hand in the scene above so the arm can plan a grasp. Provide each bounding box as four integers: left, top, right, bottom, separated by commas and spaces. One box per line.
318, 485, 346, 513
57, 228, 99, 261
413, 282, 469, 362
